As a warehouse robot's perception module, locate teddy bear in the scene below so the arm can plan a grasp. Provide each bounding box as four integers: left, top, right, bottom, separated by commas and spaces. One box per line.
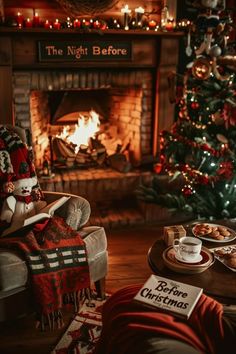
0, 125, 47, 236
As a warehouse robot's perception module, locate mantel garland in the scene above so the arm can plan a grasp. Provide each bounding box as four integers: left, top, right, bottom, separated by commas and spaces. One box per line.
56, 0, 120, 16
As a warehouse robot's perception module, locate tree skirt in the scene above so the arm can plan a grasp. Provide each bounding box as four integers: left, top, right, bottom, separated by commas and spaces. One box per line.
51, 296, 107, 354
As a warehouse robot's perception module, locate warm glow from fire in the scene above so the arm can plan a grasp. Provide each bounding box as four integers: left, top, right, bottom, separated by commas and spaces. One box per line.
56, 110, 100, 153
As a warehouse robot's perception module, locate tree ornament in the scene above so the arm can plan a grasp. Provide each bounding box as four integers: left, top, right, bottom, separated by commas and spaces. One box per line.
153, 163, 163, 174
198, 174, 209, 185
209, 44, 222, 57
191, 102, 199, 109
192, 57, 212, 80
182, 185, 193, 196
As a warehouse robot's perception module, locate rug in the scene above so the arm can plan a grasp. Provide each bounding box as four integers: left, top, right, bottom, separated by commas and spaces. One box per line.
51, 295, 108, 354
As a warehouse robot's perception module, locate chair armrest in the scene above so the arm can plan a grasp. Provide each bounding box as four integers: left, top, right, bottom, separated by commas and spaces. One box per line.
43, 191, 91, 228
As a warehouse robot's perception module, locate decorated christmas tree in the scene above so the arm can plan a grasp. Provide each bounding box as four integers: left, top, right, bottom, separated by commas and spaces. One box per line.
137, 0, 236, 219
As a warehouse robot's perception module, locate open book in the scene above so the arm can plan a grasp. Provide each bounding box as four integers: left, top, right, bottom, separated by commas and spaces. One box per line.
2, 196, 70, 237
133, 274, 203, 320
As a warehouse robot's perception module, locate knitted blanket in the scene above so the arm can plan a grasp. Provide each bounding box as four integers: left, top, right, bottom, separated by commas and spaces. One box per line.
94, 284, 231, 354
0, 216, 90, 327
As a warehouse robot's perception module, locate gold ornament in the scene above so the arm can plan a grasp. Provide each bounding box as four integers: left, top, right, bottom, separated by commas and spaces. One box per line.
192, 57, 212, 80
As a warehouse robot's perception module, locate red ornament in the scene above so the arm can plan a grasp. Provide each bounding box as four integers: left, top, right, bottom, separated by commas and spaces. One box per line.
198, 175, 209, 185
153, 163, 163, 174
191, 102, 199, 109
182, 185, 193, 196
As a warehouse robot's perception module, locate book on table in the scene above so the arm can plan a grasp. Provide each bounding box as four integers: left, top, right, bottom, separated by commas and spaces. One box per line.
133, 274, 203, 320
2, 196, 70, 236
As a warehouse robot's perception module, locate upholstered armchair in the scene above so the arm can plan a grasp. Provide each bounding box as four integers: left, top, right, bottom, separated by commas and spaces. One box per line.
0, 191, 108, 322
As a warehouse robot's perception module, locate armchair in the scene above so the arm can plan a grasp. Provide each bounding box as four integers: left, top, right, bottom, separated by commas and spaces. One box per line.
0, 191, 108, 322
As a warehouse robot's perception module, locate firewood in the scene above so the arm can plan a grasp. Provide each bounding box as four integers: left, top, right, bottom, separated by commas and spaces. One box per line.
76, 151, 89, 164
53, 138, 75, 158
97, 153, 106, 165
79, 144, 88, 153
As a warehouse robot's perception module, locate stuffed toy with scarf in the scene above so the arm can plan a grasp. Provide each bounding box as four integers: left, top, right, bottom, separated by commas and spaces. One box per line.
0, 126, 46, 235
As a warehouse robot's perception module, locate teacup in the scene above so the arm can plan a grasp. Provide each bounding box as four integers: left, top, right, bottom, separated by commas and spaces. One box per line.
173, 236, 202, 262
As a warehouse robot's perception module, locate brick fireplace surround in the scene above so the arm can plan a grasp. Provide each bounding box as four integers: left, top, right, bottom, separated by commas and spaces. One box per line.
0, 28, 181, 227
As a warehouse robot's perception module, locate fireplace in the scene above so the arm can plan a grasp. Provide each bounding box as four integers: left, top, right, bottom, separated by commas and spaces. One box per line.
24, 69, 154, 172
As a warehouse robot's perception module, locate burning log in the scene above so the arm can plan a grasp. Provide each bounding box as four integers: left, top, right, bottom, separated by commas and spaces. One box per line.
53, 137, 75, 158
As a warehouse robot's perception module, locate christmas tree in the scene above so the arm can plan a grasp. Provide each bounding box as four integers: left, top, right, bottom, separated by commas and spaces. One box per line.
137, 0, 236, 219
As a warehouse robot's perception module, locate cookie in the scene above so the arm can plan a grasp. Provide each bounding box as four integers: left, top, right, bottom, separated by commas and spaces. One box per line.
226, 256, 236, 268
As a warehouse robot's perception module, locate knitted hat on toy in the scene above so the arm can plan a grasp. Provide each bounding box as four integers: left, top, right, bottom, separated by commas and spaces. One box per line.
0, 126, 43, 201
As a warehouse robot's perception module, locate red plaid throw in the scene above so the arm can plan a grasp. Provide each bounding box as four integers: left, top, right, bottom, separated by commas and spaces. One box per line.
0, 216, 90, 319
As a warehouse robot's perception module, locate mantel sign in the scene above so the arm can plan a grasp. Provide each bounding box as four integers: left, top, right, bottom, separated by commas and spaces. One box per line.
38, 41, 132, 62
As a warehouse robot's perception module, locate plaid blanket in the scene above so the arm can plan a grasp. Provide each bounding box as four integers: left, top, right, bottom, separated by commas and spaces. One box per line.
0, 216, 90, 327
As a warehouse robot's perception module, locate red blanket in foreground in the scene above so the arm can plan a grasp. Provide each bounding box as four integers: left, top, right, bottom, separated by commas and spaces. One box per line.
94, 284, 228, 354
0, 216, 90, 318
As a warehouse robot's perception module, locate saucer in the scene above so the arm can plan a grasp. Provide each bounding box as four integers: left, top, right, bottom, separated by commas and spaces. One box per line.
175, 252, 203, 264
162, 246, 215, 274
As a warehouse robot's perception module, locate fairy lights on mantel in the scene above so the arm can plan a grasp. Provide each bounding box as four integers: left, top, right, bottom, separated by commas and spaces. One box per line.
9, 4, 180, 33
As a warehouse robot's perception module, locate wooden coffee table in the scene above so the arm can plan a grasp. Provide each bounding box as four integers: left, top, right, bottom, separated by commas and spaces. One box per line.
147, 222, 236, 305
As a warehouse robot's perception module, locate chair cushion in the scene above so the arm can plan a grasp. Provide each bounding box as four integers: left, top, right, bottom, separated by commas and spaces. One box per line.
0, 251, 28, 292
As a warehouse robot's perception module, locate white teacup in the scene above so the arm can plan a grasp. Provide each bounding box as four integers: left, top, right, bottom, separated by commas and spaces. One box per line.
173, 236, 202, 262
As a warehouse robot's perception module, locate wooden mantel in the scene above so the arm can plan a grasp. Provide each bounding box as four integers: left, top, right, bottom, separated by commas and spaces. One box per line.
0, 28, 182, 155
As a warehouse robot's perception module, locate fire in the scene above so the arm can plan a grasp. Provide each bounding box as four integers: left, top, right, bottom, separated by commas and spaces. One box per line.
56, 110, 100, 153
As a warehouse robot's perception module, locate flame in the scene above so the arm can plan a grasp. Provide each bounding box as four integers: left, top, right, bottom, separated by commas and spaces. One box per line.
56, 110, 100, 153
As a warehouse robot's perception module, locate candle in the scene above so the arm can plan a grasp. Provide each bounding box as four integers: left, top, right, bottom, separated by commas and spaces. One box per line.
135, 7, 144, 27
16, 12, 24, 27
44, 19, 50, 29
148, 20, 157, 29
53, 19, 61, 29
165, 18, 175, 31
25, 18, 32, 28
73, 18, 81, 28
33, 12, 40, 27
121, 4, 131, 30
93, 20, 101, 29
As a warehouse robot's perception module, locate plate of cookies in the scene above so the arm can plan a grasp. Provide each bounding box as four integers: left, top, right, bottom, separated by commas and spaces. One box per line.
210, 245, 236, 272
192, 223, 236, 243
